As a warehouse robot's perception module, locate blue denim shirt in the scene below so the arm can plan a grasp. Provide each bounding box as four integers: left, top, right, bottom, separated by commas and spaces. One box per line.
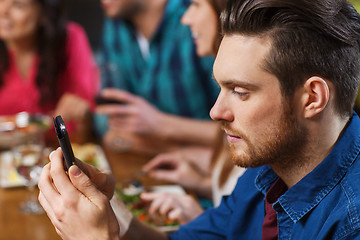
169, 113, 360, 239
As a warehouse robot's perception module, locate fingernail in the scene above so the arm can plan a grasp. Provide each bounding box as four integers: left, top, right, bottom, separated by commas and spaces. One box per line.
70, 165, 81, 177
49, 150, 56, 161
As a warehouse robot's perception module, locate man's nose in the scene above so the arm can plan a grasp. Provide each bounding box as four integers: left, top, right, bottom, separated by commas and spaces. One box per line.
210, 93, 234, 122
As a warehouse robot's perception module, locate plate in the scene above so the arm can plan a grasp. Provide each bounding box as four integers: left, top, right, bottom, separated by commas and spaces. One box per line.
0, 113, 51, 150
72, 143, 111, 173
0, 151, 26, 188
0, 144, 110, 188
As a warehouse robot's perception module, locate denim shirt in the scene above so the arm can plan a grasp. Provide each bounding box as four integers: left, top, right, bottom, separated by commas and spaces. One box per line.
169, 113, 360, 240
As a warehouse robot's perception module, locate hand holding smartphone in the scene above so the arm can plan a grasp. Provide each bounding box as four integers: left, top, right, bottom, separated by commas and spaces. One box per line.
53, 115, 76, 170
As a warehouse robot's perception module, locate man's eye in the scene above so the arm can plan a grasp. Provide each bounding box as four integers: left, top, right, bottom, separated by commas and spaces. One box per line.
231, 87, 249, 99
232, 91, 248, 97
232, 86, 248, 97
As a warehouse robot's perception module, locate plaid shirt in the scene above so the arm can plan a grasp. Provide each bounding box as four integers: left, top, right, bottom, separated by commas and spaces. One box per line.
94, 0, 218, 136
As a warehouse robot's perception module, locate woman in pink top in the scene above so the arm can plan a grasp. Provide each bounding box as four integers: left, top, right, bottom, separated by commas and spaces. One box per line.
0, 0, 99, 125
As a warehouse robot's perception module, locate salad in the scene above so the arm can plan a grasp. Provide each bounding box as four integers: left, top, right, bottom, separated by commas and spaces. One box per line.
115, 184, 179, 229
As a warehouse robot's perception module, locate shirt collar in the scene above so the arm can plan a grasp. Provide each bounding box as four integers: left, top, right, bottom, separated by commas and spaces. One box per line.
255, 112, 360, 223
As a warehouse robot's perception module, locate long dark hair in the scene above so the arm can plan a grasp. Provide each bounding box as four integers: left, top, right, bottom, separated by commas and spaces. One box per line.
0, 0, 68, 106
221, 0, 360, 118
208, 0, 228, 16
207, 0, 228, 54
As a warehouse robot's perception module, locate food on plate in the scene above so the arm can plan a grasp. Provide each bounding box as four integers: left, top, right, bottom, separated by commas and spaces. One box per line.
115, 184, 179, 229
72, 143, 100, 168
0, 113, 51, 149
0, 112, 50, 133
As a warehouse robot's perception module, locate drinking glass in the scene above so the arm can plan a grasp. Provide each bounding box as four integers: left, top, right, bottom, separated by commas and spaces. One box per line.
12, 129, 45, 214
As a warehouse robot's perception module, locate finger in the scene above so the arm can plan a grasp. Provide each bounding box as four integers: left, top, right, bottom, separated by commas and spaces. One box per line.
74, 158, 114, 187
148, 199, 164, 214
140, 192, 158, 200
68, 165, 107, 207
96, 104, 136, 116
142, 158, 162, 172
49, 148, 77, 195
108, 118, 132, 129
101, 88, 138, 104
72, 157, 95, 178
168, 208, 182, 221
142, 155, 175, 172
38, 191, 59, 228
148, 170, 178, 182
144, 193, 166, 214
73, 159, 115, 200
38, 162, 62, 210
159, 198, 176, 216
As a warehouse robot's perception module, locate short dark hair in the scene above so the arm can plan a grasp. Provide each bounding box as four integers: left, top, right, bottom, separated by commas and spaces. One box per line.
221, 0, 360, 118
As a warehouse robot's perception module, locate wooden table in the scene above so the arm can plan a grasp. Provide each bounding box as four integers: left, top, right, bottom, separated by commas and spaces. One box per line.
0, 141, 156, 240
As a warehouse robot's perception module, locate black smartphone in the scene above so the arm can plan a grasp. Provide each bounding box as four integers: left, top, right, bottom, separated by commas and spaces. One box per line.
94, 95, 125, 105
53, 115, 76, 170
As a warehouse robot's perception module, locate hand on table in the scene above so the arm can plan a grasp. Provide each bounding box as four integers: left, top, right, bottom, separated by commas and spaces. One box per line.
142, 150, 210, 192
161, 147, 213, 174
141, 192, 203, 225
38, 148, 120, 240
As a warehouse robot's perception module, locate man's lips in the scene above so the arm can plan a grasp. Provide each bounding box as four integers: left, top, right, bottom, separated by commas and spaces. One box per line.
224, 131, 242, 143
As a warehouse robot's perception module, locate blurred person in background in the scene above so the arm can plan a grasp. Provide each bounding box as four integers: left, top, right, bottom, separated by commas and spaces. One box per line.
94, 0, 220, 155
141, 0, 246, 225
0, 0, 99, 130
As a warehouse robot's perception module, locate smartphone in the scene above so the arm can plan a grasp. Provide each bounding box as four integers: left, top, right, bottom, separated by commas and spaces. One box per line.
94, 95, 125, 105
53, 115, 76, 170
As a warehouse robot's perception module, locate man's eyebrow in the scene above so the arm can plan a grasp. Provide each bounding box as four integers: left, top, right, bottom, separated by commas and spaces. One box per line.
212, 73, 259, 90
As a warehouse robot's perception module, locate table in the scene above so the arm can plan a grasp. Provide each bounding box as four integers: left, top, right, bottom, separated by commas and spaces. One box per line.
0, 138, 157, 240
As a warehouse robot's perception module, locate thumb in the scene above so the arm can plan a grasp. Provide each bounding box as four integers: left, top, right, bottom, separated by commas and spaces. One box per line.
68, 165, 105, 206
140, 192, 157, 201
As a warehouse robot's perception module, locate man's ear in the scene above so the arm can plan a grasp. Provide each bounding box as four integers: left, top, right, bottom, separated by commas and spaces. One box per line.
302, 77, 330, 118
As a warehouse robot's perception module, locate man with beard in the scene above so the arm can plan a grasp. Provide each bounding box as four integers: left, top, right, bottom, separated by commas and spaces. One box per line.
38, 0, 360, 239
93, 0, 220, 155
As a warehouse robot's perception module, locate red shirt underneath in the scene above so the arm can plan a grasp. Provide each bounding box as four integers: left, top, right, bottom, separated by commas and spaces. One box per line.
262, 178, 288, 240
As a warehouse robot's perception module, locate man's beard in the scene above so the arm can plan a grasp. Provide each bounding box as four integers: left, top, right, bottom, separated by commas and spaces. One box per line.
225, 103, 308, 169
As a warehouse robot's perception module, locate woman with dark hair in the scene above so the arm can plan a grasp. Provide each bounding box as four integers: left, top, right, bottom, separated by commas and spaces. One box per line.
0, 0, 99, 126
182, 0, 226, 57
